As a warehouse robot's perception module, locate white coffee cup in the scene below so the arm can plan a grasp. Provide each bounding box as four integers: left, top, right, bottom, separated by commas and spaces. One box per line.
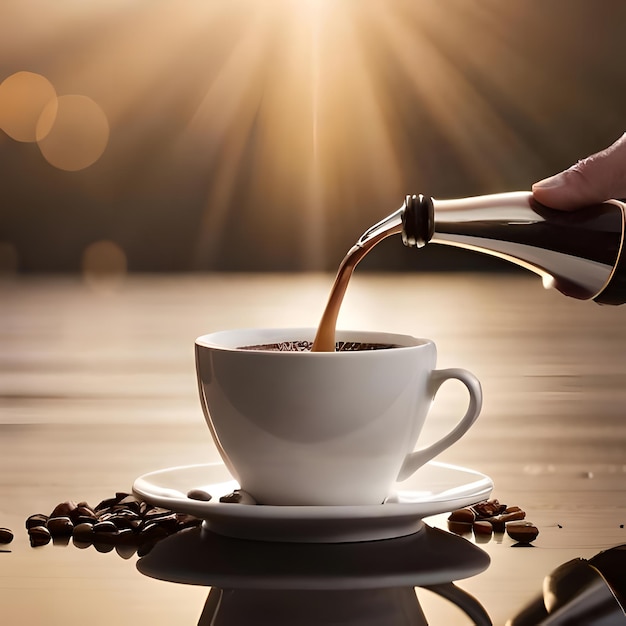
195, 328, 482, 506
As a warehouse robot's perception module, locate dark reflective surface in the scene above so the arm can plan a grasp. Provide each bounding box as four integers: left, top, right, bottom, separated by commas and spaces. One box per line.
137, 524, 492, 625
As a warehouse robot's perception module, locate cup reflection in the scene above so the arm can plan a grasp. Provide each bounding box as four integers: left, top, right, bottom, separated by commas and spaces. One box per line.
137, 523, 492, 625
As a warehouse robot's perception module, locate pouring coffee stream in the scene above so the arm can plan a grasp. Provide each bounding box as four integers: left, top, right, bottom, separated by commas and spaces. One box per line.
312, 191, 626, 352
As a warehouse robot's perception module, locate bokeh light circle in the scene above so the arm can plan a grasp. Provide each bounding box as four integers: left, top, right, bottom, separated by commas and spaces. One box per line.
0, 71, 57, 142
36, 94, 110, 171
82, 240, 127, 291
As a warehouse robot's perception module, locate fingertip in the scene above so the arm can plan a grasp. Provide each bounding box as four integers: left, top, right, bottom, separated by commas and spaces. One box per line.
532, 169, 602, 210
532, 173, 575, 210
532, 174, 563, 192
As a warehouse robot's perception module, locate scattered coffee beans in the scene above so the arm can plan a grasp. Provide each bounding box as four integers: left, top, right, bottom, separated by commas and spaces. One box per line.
26, 492, 203, 554
447, 498, 539, 545
0, 528, 14, 544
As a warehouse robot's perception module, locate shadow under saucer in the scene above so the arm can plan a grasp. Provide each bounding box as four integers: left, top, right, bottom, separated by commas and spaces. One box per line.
137, 523, 493, 625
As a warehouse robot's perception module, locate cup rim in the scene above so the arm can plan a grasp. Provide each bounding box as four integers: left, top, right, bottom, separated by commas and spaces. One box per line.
195, 327, 431, 353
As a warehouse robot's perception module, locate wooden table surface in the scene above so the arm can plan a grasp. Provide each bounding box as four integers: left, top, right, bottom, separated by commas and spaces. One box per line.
2, 272, 626, 625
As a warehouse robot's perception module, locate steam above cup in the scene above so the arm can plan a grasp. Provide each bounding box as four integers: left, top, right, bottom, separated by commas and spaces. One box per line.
195, 328, 482, 506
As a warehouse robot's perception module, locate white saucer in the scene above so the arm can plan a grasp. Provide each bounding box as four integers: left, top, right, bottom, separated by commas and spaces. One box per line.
133, 461, 493, 543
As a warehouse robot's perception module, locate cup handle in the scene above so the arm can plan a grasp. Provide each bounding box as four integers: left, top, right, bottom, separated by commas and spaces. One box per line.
396, 368, 482, 482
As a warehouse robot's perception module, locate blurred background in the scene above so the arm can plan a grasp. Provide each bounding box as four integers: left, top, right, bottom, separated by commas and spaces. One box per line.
2, 0, 626, 275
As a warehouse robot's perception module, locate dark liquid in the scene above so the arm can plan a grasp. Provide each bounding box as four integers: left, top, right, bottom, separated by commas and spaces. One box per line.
311, 244, 371, 352
311, 203, 406, 352
243, 341, 398, 352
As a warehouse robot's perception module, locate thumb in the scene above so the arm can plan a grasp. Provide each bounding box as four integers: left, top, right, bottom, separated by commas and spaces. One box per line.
532, 133, 626, 210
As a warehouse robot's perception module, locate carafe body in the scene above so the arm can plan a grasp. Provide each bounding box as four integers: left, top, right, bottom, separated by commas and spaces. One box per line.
399, 191, 626, 304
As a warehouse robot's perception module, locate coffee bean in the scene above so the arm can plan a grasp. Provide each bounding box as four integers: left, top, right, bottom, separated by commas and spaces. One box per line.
108, 511, 141, 530
114, 528, 135, 544
94, 496, 121, 513
472, 499, 505, 519
26, 514, 48, 530
503, 509, 526, 521
50, 501, 78, 520
29, 525, 51, 547
141, 513, 178, 533
187, 489, 212, 502
176, 513, 202, 530
93, 521, 118, 535
0, 528, 14, 544
143, 506, 171, 521
140, 522, 169, 542
507, 522, 539, 543
473, 520, 493, 535
489, 510, 526, 533
93, 540, 115, 554
47, 516, 74, 538
447, 520, 473, 535
72, 522, 94, 541
219, 490, 256, 504
117, 509, 141, 520
448, 508, 476, 524
139, 508, 178, 532
115, 542, 137, 560
117, 495, 142, 511
74, 505, 97, 523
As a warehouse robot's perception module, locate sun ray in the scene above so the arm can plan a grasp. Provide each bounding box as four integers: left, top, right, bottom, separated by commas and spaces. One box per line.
3, 1, 624, 270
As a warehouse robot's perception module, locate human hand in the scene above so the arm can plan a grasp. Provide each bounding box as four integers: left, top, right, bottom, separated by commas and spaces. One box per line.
532, 133, 626, 210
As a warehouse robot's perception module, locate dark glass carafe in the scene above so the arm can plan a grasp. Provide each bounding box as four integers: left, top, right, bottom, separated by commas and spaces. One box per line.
359, 191, 626, 305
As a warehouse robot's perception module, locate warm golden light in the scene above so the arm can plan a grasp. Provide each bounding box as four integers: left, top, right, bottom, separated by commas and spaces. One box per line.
0, 1, 614, 270
36, 94, 109, 171
0, 71, 56, 142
